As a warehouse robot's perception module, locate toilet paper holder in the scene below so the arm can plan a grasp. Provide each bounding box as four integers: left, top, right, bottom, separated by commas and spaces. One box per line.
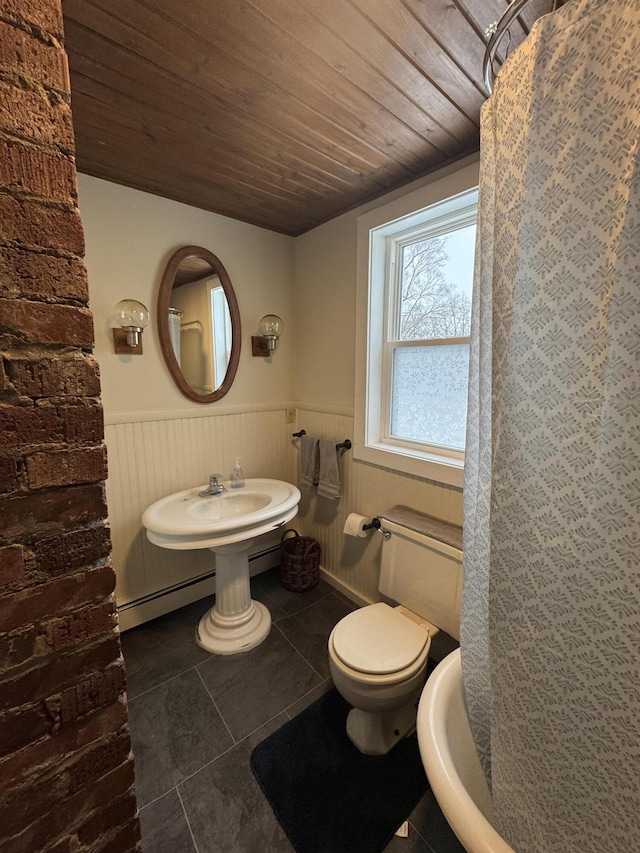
368, 518, 391, 539
363, 517, 391, 539
344, 513, 391, 539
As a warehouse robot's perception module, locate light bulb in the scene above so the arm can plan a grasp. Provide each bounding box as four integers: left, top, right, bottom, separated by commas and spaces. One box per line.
258, 315, 283, 351
115, 299, 150, 346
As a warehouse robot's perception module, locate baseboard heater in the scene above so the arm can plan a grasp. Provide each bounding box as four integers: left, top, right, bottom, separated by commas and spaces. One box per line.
118, 569, 218, 613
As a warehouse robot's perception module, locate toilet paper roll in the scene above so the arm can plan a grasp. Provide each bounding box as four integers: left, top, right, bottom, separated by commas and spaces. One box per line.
344, 512, 372, 538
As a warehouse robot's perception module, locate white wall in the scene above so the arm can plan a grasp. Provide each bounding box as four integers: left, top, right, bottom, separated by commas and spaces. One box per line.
292, 212, 357, 410
79, 175, 294, 417
293, 155, 479, 412
79, 175, 297, 625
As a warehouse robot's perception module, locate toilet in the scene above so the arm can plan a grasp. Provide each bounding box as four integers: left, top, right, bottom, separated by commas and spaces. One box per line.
328, 510, 463, 756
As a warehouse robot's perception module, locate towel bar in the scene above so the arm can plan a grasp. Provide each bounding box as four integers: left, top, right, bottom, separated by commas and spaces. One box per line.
292, 430, 352, 452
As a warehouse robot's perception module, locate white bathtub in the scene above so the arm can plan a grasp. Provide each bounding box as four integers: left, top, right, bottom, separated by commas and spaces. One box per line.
416, 649, 514, 853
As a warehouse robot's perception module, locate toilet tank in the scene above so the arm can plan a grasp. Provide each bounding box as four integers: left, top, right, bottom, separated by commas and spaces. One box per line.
379, 517, 462, 640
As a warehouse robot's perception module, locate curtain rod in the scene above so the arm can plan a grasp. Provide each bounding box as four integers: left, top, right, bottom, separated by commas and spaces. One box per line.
483, 0, 561, 96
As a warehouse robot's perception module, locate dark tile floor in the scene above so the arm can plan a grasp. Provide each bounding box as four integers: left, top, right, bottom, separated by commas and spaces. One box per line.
121, 569, 464, 853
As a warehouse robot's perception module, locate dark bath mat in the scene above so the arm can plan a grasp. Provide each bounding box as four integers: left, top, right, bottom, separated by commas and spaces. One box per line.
250, 688, 428, 853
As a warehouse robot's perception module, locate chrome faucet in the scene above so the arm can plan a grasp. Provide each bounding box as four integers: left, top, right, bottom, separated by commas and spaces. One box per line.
199, 475, 226, 496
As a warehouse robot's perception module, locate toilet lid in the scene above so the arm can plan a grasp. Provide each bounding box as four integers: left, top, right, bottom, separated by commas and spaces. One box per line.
332, 603, 429, 675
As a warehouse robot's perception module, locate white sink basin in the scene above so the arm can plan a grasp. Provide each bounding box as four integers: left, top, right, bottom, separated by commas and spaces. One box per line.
142, 478, 301, 549
188, 491, 271, 521
142, 478, 301, 655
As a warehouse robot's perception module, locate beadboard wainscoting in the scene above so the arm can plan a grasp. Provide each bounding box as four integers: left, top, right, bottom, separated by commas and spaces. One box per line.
106, 403, 464, 629
294, 407, 464, 606
105, 406, 296, 629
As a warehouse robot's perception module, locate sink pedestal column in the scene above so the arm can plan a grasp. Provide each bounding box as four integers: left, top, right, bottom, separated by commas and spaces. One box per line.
196, 538, 271, 655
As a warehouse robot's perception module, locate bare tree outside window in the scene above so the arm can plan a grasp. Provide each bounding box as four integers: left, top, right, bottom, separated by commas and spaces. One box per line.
399, 233, 473, 340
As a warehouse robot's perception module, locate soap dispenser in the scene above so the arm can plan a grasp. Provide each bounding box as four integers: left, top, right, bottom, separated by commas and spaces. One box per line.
230, 457, 245, 488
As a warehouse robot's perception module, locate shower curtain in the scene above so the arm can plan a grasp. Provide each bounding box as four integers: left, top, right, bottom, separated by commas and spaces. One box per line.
461, 0, 640, 850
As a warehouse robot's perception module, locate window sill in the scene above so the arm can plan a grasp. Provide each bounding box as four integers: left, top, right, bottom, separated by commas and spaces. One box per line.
354, 441, 464, 489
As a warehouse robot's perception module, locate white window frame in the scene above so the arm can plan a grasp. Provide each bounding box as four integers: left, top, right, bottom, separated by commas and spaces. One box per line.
354, 161, 479, 488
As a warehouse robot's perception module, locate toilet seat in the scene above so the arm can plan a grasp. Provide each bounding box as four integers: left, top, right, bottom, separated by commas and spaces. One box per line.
330, 603, 430, 686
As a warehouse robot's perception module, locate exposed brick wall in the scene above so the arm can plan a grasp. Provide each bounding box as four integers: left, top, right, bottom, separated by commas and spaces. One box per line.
0, 1, 140, 850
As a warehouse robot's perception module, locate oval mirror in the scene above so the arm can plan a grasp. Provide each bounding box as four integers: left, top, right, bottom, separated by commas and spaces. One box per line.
157, 246, 241, 403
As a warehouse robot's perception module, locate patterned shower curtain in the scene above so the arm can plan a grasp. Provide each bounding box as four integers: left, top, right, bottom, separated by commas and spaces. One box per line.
461, 0, 640, 850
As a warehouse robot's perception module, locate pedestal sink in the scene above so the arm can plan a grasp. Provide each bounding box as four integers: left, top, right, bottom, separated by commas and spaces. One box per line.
142, 479, 301, 654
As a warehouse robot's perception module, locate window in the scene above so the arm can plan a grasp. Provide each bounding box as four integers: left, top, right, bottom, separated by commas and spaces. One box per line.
386, 207, 476, 452
355, 164, 479, 488
171, 274, 232, 394
209, 279, 232, 388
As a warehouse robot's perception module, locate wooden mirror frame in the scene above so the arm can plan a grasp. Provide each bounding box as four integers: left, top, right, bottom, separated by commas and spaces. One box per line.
157, 245, 241, 403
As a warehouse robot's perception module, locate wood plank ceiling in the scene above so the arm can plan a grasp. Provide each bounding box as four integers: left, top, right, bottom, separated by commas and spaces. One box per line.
62, 0, 552, 236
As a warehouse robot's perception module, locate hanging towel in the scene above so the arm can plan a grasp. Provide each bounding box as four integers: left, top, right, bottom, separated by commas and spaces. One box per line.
298, 435, 319, 491
317, 439, 341, 500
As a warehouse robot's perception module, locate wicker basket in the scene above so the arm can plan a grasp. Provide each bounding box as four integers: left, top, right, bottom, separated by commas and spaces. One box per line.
280, 529, 320, 592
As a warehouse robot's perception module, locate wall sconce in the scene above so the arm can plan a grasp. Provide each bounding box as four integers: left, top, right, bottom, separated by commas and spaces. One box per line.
112, 299, 150, 354
252, 314, 283, 357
